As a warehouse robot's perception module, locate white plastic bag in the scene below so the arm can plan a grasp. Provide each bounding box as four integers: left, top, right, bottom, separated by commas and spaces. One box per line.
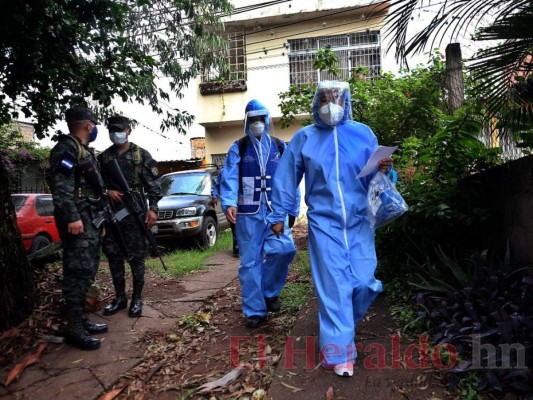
367, 170, 408, 229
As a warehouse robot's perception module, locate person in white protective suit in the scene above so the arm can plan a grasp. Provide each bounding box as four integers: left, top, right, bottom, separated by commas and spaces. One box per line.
268, 81, 392, 377
220, 99, 300, 329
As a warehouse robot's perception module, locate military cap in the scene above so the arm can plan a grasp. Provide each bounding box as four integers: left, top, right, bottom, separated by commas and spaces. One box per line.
65, 107, 98, 124
107, 115, 131, 130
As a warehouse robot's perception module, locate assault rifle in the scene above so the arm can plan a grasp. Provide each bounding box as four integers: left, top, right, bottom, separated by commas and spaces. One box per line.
104, 159, 167, 271
78, 158, 130, 259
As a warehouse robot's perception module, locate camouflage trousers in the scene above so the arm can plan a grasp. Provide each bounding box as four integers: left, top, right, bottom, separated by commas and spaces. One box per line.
56, 206, 102, 314
102, 214, 148, 291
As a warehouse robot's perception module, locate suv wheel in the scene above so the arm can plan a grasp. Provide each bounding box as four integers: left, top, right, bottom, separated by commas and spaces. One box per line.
196, 216, 218, 248
30, 235, 51, 255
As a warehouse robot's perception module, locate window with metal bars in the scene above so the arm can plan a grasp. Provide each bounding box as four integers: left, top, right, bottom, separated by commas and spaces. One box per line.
211, 154, 227, 167
288, 31, 381, 86
202, 27, 247, 82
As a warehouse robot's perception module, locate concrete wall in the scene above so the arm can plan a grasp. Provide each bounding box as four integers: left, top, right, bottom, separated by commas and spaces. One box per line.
198, 1, 388, 161
197, 9, 387, 129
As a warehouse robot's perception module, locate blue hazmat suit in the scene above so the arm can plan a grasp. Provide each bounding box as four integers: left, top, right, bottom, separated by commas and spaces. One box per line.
221, 100, 299, 318
267, 82, 382, 366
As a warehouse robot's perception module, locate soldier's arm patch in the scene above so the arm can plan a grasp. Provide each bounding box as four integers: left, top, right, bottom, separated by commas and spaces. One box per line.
58, 152, 76, 175
145, 158, 159, 177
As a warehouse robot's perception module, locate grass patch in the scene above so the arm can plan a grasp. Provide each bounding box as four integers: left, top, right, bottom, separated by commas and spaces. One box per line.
280, 250, 312, 312
146, 230, 232, 276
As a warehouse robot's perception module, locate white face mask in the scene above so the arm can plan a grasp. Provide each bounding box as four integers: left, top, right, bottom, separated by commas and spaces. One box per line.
249, 121, 265, 136
110, 131, 128, 145
318, 103, 345, 126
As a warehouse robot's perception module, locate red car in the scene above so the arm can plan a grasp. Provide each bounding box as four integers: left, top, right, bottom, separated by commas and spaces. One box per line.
11, 193, 60, 254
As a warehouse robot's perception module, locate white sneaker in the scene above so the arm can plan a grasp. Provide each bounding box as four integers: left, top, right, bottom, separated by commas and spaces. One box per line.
333, 362, 354, 377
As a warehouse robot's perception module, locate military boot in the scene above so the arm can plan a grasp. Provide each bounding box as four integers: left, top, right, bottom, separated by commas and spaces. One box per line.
82, 313, 108, 334
128, 283, 143, 318
65, 313, 101, 350
103, 281, 127, 316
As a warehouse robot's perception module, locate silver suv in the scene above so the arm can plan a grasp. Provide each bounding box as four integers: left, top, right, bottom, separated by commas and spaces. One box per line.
154, 167, 230, 248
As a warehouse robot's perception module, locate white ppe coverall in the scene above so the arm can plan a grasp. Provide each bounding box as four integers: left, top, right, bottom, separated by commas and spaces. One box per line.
267, 82, 382, 366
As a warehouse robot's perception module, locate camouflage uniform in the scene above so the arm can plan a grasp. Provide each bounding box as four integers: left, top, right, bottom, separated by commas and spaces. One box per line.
48, 107, 108, 351
49, 135, 103, 315
97, 142, 162, 313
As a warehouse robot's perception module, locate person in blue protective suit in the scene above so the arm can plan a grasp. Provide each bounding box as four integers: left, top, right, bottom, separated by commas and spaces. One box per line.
268, 81, 392, 377
220, 99, 300, 329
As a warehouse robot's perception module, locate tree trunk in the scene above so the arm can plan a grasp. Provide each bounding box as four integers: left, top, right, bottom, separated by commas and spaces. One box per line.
446, 43, 465, 115
0, 156, 35, 332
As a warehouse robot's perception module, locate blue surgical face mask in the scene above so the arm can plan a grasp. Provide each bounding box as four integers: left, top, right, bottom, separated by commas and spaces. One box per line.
89, 125, 98, 142
110, 131, 128, 145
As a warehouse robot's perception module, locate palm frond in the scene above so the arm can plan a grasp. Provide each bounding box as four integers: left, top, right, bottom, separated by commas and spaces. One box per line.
470, 3, 533, 135
384, 0, 529, 63
385, 0, 533, 141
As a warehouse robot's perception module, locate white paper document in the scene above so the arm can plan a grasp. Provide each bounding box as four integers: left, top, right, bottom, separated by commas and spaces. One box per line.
356, 145, 397, 179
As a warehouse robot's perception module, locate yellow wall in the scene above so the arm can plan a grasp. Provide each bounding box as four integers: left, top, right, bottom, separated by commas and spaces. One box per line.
199, 2, 387, 163
198, 10, 386, 125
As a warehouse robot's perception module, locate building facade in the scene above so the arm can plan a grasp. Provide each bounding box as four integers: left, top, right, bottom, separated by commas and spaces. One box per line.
196, 0, 390, 164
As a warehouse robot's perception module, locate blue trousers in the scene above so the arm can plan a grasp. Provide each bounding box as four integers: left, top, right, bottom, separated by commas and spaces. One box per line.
236, 206, 296, 317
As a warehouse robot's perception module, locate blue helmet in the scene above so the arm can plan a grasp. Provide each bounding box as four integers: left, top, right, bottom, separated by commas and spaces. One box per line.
244, 99, 270, 134
245, 99, 268, 117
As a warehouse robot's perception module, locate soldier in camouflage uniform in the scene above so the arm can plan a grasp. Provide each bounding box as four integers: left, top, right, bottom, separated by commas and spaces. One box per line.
48, 108, 108, 351
98, 115, 162, 318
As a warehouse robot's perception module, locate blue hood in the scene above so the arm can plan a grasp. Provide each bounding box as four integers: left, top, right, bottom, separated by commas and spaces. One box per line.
312, 81, 352, 129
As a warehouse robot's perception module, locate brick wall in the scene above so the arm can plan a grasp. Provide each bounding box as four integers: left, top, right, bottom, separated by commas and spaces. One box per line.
190, 137, 205, 160
13, 121, 35, 142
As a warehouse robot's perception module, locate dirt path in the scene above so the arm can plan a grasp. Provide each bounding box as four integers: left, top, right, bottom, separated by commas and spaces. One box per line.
1, 224, 453, 400
0, 250, 239, 400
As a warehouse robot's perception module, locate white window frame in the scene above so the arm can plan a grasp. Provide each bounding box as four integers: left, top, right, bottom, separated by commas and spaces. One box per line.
202, 26, 247, 82
288, 31, 381, 86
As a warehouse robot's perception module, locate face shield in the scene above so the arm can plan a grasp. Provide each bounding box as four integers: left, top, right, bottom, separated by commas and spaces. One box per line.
244, 108, 270, 138
313, 81, 351, 126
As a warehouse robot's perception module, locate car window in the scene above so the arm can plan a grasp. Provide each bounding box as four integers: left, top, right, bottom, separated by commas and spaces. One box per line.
11, 195, 27, 212
161, 172, 212, 196
35, 196, 55, 216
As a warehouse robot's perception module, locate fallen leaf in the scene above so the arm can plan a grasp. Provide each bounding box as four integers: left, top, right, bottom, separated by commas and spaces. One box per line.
197, 364, 247, 394
5, 343, 48, 386
98, 382, 129, 400
199, 312, 211, 323
244, 384, 256, 393
0, 327, 19, 341
280, 381, 304, 392
252, 388, 266, 400
326, 386, 335, 400
40, 335, 64, 344
167, 334, 179, 342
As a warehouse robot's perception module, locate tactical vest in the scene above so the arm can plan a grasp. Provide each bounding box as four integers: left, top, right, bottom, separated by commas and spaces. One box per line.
237, 136, 284, 214
60, 135, 96, 198
100, 145, 143, 190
